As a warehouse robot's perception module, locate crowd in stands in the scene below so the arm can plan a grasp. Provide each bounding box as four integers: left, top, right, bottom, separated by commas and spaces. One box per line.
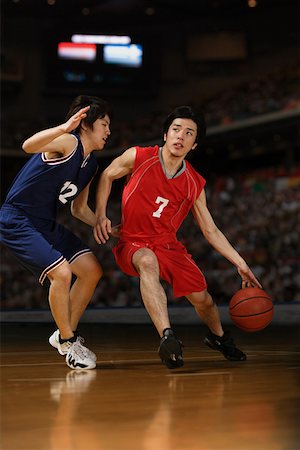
1, 63, 299, 152
202, 63, 300, 127
1, 165, 299, 310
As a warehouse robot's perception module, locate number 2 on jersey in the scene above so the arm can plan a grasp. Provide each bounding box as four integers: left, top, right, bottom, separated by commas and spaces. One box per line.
59, 181, 78, 204
152, 196, 169, 218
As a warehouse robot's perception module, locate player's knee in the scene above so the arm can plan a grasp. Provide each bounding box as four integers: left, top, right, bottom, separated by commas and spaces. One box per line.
49, 263, 72, 287
73, 256, 103, 283
188, 290, 213, 308
133, 249, 158, 275
86, 261, 103, 283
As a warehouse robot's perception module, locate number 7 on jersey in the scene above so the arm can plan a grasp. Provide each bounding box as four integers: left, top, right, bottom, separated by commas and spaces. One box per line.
152, 196, 169, 218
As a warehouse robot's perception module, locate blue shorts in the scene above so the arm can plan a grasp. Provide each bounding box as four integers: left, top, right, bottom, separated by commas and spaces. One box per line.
0, 204, 92, 285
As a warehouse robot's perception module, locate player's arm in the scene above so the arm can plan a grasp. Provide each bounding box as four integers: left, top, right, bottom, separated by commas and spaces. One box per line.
93, 146, 136, 244
191, 189, 262, 288
71, 180, 121, 237
22, 106, 90, 155
71, 181, 96, 227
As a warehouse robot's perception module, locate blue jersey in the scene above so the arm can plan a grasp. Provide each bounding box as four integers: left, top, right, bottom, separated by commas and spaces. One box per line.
3, 134, 98, 220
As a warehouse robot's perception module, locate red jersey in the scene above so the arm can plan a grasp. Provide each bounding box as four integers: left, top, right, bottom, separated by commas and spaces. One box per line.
120, 145, 206, 243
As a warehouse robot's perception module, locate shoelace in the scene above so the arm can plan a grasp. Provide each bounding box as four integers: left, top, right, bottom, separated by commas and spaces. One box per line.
71, 339, 90, 359
77, 336, 86, 345
77, 336, 95, 356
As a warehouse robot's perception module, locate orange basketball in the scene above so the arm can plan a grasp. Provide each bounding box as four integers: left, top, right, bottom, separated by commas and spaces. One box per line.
229, 287, 274, 332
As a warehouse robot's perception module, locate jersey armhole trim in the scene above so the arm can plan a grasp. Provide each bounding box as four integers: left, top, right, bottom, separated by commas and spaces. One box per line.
41, 135, 78, 166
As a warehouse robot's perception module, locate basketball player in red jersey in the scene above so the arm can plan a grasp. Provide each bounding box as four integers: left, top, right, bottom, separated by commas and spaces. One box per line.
93, 106, 262, 368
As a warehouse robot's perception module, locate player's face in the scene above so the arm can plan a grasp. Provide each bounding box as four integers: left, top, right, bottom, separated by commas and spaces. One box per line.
89, 114, 111, 150
164, 118, 198, 156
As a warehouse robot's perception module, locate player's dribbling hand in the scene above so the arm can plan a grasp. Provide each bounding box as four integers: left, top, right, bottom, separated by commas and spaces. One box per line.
93, 216, 112, 244
237, 265, 262, 289
62, 106, 90, 133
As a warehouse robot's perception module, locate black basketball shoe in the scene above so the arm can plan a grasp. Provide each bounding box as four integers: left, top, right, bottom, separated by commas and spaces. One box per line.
158, 329, 184, 369
204, 330, 247, 361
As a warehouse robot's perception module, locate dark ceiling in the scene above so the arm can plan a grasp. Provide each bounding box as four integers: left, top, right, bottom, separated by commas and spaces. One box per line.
2, 0, 298, 53
2, 0, 299, 24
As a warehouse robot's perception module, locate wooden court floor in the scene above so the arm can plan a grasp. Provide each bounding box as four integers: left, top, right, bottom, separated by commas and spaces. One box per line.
1, 322, 299, 450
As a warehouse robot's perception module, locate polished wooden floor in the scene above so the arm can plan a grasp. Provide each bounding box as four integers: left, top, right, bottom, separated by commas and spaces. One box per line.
1, 322, 299, 450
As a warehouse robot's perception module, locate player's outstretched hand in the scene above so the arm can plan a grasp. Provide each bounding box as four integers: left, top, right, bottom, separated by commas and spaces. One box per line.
62, 106, 90, 133
237, 264, 262, 289
93, 216, 112, 244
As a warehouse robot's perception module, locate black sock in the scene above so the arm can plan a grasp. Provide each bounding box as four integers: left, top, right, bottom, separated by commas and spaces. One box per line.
59, 335, 76, 344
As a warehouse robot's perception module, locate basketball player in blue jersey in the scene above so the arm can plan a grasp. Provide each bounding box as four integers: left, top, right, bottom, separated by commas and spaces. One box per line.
0, 95, 112, 369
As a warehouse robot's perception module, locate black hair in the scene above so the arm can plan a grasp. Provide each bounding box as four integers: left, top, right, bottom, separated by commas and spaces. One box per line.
65, 95, 113, 134
162, 105, 206, 144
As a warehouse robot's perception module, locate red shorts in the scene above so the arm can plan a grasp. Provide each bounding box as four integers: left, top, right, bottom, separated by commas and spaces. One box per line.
112, 239, 207, 298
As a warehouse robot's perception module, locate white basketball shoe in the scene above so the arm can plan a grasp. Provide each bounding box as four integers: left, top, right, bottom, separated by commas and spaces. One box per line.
65, 338, 96, 370
49, 329, 97, 361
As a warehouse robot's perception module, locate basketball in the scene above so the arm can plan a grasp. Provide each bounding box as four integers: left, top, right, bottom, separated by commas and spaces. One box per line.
229, 287, 274, 332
